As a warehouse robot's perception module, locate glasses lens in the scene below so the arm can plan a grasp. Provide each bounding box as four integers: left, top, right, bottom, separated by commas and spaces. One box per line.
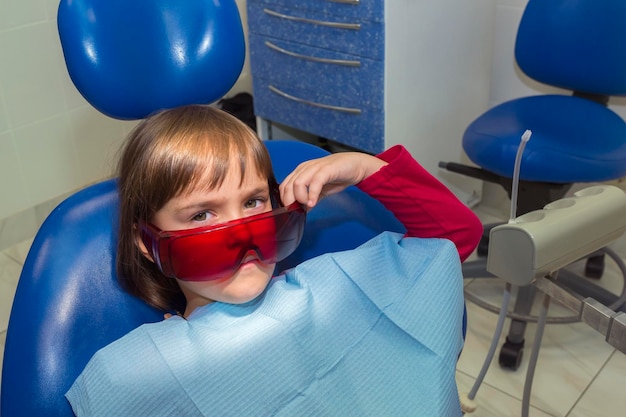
155, 204, 305, 281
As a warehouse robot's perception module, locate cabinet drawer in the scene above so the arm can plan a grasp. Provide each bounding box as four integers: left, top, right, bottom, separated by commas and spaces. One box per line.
247, 2, 384, 60
253, 78, 384, 154
249, 0, 383, 22
249, 34, 383, 106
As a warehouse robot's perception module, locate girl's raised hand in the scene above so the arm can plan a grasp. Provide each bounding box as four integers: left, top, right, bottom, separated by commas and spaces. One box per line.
279, 151, 387, 208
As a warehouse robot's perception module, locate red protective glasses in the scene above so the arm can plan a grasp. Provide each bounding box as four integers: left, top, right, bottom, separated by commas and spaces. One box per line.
140, 202, 306, 281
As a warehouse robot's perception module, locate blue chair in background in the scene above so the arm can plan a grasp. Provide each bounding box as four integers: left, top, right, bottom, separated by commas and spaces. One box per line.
440, 0, 626, 369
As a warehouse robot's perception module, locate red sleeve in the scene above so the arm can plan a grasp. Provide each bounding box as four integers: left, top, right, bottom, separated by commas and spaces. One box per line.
357, 145, 483, 262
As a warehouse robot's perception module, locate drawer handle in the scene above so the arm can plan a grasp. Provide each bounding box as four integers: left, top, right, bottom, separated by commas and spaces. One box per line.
269, 85, 362, 115
328, 0, 360, 4
264, 41, 361, 67
263, 8, 361, 30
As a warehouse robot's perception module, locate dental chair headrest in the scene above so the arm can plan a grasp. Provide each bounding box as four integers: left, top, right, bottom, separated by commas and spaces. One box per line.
57, 0, 245, 120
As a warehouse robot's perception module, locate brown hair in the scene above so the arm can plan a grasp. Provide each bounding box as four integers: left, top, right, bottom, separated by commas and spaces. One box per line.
116, 105, 275, 313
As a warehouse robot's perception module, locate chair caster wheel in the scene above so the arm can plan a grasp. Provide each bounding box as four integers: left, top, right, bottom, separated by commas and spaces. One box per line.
498, 338, 524, 370
585, 254, 605, 279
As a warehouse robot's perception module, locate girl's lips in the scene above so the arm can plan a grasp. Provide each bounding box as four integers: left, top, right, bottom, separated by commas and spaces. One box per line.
240, 259, 259, 268
240, 249, 266, 266
242, 255, 259, 263
238, 252, 264, 269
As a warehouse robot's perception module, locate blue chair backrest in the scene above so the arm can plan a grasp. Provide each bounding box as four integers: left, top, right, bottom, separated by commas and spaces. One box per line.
515, 0, 626, 95
0, 140, 405, 417
57, 0, 246, 119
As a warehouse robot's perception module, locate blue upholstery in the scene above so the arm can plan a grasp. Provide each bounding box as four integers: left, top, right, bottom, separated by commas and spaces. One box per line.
464, 95, 626, 182
515, 0, 626, 95
1, 180, 161, 417
0, 140, 405, 417
462, 0, 626, 184
57, 0, 245, 120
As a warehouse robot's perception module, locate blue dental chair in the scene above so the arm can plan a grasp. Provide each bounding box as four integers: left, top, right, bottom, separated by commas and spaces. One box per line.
0, 140, 405, 417
440, 0, 626, 369
0, 1, 421, 416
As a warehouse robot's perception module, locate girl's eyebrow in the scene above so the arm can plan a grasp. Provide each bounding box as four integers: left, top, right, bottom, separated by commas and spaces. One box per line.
174, 186, 270, 213
175, 201, 214, 213
238, 186, 272, 203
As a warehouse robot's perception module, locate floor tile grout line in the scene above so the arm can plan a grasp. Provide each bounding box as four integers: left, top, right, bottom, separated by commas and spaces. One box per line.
563, 348, 616, 417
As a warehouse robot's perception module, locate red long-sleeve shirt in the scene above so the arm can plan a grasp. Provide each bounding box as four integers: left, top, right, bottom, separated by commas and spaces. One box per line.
357, 145, 483, 262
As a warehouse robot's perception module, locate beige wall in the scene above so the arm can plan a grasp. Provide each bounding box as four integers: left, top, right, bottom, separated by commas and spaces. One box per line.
0, 0, 131, 221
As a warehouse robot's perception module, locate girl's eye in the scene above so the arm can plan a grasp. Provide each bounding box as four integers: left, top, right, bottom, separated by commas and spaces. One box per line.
244, 198, 265, 209
191, 211, 211, 222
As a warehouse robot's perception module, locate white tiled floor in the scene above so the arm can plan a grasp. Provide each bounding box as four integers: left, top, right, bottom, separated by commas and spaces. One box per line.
1, 207, 626, 416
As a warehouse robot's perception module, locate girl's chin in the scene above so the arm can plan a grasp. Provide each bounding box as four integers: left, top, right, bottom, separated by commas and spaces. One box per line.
220, 265, 274, 300
219, 283, 269, 305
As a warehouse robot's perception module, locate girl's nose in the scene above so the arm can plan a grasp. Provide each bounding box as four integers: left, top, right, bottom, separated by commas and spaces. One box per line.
224, 221, 254, 250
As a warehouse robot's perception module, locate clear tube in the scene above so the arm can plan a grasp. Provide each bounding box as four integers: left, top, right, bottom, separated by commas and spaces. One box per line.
521, 289, 551, 417
509, 130, 532, 223
467, 284, 512, 398
461, 129, 532, 415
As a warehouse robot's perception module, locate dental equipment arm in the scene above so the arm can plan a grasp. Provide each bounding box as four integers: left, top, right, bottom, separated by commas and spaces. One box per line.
486, 184, 626, 352
533, 274, 626, 353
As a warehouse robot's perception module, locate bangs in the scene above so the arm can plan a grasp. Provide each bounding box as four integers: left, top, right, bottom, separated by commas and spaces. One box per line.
120, 104, 275, 221
182, 134, 271, 197
143, 114, 273, 212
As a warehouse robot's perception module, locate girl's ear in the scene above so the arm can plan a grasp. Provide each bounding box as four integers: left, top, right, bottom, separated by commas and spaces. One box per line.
134, 225, 155, 263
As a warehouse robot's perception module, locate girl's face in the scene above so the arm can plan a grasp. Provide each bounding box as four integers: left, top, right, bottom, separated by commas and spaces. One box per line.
147, 165, 276, 316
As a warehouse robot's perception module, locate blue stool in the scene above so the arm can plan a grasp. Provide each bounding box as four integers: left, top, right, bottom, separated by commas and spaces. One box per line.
440, 0, 626, 370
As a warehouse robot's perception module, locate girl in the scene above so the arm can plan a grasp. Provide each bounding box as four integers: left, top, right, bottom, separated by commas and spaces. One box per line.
67, 104, 482, 416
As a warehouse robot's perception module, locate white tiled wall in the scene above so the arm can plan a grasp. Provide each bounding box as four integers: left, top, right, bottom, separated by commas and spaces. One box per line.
0, 0, 250, 250
0, 1, 136, 249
